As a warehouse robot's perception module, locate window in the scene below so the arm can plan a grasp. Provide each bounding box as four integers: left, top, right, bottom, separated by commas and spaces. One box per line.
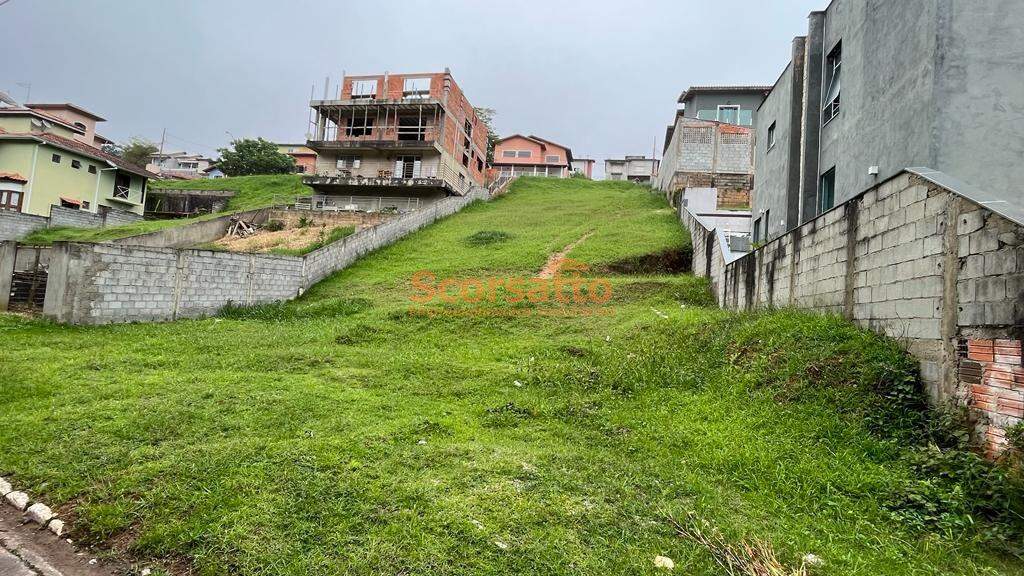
717, 105, 740, 125
766, 122, 776, 151
397, 116, 427, 140
88, 165, 97, 174
114, 173, 131, 199
502, 150, 516, 158
73, 122, 87, 131
464, 119, 473, 137
823, 42, 841, 124
346, 116, 375, 137
0, 190, 23, 211
351, 80, 377, 99
71, 159, 81, 169
81, 201, 90, 209
60, 198, 81, 209
462, 153, 470, 167
818, 168, 836, 214
476, 158, 483, 172
753, 217, 761, 243
402, 77, 431, 99
516, 150, 531, 158
51, 154, 61, 163
395, 155, 421, 178
336, 156, 361, 170
545, 155, 559, 163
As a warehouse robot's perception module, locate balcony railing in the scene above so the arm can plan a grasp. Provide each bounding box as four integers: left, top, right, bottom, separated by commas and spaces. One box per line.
112, 185, 131, 200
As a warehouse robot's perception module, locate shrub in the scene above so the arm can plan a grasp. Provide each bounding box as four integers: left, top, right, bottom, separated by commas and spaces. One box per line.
264, 219, 285, 232
465, 230, 512, 246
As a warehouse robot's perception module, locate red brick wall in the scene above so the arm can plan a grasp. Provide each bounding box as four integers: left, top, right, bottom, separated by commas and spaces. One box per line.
960, 339, 1023, 456
338, 72, 487, 185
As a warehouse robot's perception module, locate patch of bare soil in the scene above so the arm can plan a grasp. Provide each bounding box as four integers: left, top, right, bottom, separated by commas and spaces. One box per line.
537, 232, 594, 278
212, 226, 330, 254
603, 248, 691, 275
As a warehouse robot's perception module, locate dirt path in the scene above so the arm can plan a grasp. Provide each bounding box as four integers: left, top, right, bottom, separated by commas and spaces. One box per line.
0, 505, 119, 576
537, 231, 593, 279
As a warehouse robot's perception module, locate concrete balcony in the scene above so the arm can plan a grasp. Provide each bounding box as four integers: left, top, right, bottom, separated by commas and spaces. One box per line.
307, 139, 442, 153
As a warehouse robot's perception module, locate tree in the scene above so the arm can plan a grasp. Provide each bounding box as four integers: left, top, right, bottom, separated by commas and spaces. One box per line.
474, 107, 499, 164
122, 138, 158, 167
216, 138, 295, 176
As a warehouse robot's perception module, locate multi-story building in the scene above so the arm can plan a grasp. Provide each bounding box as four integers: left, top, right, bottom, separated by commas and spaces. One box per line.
23, 103, 114, 149
0, 93, 154, 217
276, 143, 317, 174
492, 135, 573, 178
571, 158, 594, 179
304, 69, 487, 208
605, 156, 659, 184
147, 152, 215, 179
753, 0, 1024, 243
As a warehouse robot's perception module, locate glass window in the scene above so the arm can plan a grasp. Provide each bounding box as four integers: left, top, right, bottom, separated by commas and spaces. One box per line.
717, 105, 740, 125
545, 155, 559, 163
819, 168, 836, 214
696, 110, 717, 121
738, 110, 753, 126
516, 150, 531, 158
823, 42, 842, 124
51, 154, 61, 163
767, 122, 776, 150
502, 150, 516, 158
753, 217, 761, 243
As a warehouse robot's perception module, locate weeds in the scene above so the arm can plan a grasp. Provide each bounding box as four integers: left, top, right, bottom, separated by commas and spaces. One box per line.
465, 230, 513, 246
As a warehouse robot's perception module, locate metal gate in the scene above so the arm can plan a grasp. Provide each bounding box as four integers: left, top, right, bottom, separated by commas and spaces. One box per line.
8, 246, 48, 312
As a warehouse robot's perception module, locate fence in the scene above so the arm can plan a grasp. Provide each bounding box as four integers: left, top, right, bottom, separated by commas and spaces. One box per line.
6, 186, 494, 325
677, 168, 1024, 455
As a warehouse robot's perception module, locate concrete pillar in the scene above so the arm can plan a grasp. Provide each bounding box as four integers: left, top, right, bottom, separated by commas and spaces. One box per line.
0, 242, 15, 312
41, 242, 70, 323
798, 11, 826, 224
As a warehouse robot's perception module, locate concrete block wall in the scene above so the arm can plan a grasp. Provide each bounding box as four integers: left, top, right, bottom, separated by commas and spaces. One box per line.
0, 211, 49, 241
38, 186, 492, 325
109, 209, 269, 249
681, 170, 1024, 452
99, 206, 145, 226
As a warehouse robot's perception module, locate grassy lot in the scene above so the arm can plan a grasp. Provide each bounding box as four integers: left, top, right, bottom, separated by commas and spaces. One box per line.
1, 178, 1021, 575
21, 175, 310, 244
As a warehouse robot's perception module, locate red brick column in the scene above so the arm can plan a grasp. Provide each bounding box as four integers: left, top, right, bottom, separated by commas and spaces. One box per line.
960, 339, 1023, 456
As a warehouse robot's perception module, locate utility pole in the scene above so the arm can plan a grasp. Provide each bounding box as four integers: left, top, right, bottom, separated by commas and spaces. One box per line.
157, 128, 166, 171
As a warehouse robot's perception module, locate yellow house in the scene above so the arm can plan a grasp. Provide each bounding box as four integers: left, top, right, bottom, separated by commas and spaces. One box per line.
0, 101, 155, 218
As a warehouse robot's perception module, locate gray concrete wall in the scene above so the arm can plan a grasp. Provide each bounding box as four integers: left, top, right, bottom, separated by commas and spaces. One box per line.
682, 92, 765, 124
39, 187, 492, 325
932, 0, 1024, 205
759, 0, 1024, 232
656, 118, 754, 192
0, 211, 49, 241
816, 0, 939, 211
109, 209, 270, 248
49, 205, 144, 229
681, 170, 1024, 416
753, 38, 805, 241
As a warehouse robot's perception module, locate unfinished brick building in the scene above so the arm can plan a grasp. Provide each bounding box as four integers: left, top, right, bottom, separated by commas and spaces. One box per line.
304, 69, 487, 211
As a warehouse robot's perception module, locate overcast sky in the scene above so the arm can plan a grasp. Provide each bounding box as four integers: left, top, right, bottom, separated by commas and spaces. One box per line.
2, 0, 821, 177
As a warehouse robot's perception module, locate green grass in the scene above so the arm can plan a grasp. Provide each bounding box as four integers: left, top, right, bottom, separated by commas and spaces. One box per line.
0, 177, 1020, 575
21, 175, 311, 245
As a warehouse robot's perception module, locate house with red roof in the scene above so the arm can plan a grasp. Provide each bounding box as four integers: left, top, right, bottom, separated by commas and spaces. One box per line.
492, 135, 573, 179
0, 92, 156, 218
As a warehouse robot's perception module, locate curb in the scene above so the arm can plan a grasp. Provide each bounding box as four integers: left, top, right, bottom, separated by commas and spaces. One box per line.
0, 476, 66, 536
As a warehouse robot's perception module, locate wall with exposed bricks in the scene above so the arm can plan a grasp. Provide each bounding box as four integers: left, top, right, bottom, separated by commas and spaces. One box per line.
679, 170, 1024, 452
28, 186, 493, 324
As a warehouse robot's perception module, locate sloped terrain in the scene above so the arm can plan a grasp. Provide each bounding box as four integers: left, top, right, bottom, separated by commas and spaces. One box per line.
1, 178, 1021, 575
